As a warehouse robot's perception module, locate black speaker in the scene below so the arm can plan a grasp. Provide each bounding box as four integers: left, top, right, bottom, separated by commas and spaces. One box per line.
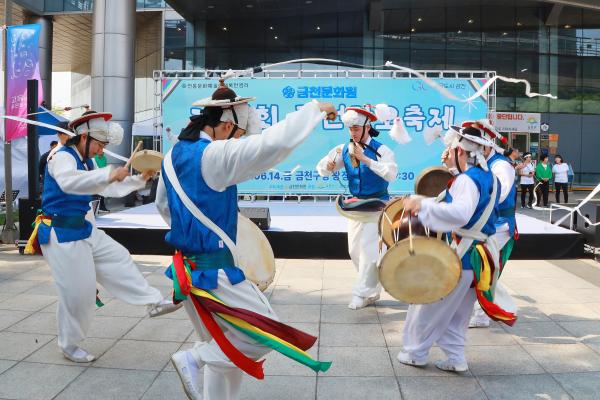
550, 203, 579, 230
18, 198, 42, 241
577, 200, 600, 247
239, 207, 271, 230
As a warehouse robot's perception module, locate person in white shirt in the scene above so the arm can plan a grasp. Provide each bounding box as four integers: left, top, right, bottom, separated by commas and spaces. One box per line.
553, 154, 570, 203
157, 81, 336, 400
316, 106, 398, 310
519, 152, 535, 208
29, 111, 181, 363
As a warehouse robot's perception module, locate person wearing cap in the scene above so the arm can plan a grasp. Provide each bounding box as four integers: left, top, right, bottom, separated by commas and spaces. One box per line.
156, 80, 336, 400
395, 123, 514, 373
519, 152, 535, 208
28, 111, 181, 363
316, 105, 398, 310
459, 120, 518, 329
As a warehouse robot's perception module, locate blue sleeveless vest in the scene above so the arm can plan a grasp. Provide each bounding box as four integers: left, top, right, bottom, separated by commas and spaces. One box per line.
342, 139, 389, 200
445, 167, 500, 270
162, 139, 244, 289
488, 152, 517, 236
39, 146, 94, 244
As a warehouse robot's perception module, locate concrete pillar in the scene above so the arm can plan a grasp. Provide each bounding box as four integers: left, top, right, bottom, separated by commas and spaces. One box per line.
25, 15, 53, 107
91, 0, 136, 157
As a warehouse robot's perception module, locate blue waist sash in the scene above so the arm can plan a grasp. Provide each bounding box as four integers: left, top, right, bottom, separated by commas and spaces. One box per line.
165, 248, 246, 290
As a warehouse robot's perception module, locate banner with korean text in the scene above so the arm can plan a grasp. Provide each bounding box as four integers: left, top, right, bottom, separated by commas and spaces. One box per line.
161, 76, 489, 194
5, 24, 43, 142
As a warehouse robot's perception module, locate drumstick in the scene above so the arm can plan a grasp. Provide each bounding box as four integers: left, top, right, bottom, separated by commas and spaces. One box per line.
333, 147, 342, 162
125, 141, 143, 169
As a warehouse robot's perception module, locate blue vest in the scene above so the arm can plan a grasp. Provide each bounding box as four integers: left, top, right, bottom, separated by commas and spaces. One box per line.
445, 167, 500, 270
488, 152, 517, 236
342, 139, 389, 200
162, 139, 244, 289
39, 146, 94, 244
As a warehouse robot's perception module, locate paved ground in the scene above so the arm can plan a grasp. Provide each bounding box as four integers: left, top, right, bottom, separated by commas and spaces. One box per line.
2, 250, 600, 399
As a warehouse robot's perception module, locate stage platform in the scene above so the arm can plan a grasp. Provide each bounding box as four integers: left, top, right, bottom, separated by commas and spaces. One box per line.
96, 201, 585, 259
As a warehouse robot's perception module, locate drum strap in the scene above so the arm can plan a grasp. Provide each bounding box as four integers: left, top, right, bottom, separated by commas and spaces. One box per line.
453, 174, 498, 259
163, 150, 240, 265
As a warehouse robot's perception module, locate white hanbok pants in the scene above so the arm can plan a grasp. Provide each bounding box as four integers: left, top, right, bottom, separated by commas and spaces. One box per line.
184, 270, 276, 400
402, 270, 476, 364
470, 230, 512, 325
347, 219, 381, 298
41, 227, 163, 350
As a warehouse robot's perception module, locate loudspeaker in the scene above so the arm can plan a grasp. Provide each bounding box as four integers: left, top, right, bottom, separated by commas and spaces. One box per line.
550, 203, 579, 230
18, 198, 42, 241
577, 200, 600, 247
239, 207, 271, 230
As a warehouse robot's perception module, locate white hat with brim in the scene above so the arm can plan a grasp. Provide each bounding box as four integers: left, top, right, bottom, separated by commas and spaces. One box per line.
192, 96, 256, 107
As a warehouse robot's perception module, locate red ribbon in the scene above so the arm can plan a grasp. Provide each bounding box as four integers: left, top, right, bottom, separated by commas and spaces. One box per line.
190, 295, 266, 379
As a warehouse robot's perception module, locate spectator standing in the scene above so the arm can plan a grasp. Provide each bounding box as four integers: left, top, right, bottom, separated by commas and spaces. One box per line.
519, 152, 535, 208
553, 154, 569, 203
39, 141, 58, 179
535, 154, 551, 207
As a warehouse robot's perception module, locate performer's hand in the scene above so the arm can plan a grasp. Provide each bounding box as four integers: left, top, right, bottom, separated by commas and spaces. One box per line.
109, 167, 130, 183
352, 143, 368, 163
326, 160, 336, 171
441, 148, 450, 165
403, 196, 423, 215
318, 102, 337, 121
141, 170, 156, 181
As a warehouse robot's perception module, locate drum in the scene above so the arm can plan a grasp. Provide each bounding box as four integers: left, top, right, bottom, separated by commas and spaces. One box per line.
335, 195, 387, 223
414, 166, 452, 197
235, 214, 275, 291
131, 150, 164, 173
378, 197, 428, 248
379, 236, 461, 304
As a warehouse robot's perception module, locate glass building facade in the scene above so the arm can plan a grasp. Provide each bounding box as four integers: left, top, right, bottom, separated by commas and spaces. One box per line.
164, 1, 600, 116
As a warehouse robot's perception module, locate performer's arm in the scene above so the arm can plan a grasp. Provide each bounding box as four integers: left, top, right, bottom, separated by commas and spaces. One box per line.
49, 151, 145, 197
316, 145, 344, 177
492, 160, 514, 203
155, 174, 171, 226
98, 175, 146, 198
201, 101, 325, 192
364, 144, 397, 182
417, 174, 479, 232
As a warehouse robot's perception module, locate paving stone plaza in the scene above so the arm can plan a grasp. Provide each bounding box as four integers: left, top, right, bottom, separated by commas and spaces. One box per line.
1, 248, 600, 399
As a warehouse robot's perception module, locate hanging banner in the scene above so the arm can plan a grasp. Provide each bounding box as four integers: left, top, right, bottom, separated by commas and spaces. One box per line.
161, 76, 489, 194
5, 24, 43, 142
490, 112, 541, 134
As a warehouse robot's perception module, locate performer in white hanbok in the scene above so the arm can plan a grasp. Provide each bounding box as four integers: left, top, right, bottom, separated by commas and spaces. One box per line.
27, 111, 181, 363
396, 123, 515, 373
157, 81, 335, 400
316, 106, 397, 310
466, 120, 518, 328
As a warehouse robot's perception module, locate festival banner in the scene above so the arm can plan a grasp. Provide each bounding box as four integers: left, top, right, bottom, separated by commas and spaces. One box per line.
162, 76, 489, 194
5, 24, 43, 142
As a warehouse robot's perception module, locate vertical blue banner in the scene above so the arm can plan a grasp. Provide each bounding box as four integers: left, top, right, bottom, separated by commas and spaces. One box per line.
5, 24, 42, 141
162, 77, 489, 194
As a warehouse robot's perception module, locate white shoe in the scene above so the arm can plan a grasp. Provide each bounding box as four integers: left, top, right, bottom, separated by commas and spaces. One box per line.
348, 294, 380, 310
171, 350, 203, 400
435, 359, 469, 372
148, 299, 183, 317
396, 351, 427, 367
62, 345, 95, 363
468, 317, 490, 328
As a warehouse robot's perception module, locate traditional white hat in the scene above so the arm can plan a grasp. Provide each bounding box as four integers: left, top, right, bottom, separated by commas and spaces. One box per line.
443, 124, 496, 171
192, 79, 257, 132
68, 111, 123, 145
341, 106, 377, 127
460, 119, 507, 153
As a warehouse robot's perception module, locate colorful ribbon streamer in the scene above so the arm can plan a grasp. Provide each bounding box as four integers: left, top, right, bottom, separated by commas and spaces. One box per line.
169, 252, 331, 379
